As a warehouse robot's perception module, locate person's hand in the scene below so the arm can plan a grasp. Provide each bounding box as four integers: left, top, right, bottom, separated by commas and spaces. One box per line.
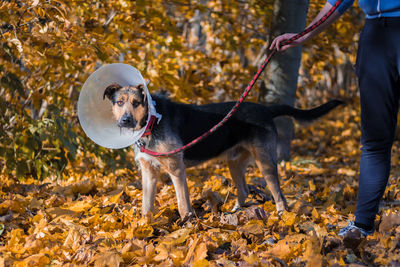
269, 33, 304, 52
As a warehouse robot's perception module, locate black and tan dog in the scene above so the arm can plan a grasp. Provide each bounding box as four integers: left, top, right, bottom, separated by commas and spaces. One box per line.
103, 83, 342, 219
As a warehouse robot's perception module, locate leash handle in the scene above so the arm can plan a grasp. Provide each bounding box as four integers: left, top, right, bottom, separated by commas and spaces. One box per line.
140, 0, 342, 157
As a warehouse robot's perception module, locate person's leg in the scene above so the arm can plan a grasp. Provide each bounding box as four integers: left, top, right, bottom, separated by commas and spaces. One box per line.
354, 18, 400, 231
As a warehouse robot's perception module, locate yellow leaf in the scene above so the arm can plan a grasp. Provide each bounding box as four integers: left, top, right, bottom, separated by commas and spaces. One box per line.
169, 249, 186, 266
337, 168, 356, 176
29, 197, 42, 210
193, 259, 209, 267
267, 234, 306, 261
314, 224, 328, 238
121, 251, 136, 263
239, 220, 264, 236
1, 198, 25, 214
63, 225, 90, 250
281, 211, 297, 227
92, 251, 123, 267
14, 253, 50, 267
7, 229, 26, 254
308, 180, 316, 191
301, 237, 322, 267
37, 7, 45, 17
312, 208, 320, 221
343, 184, 355, 200
308, 165, 324, 175
154, 243, 170, 262
243, 253, 259, 265
0, 201, 9, 216
109, 190, 124, 204
71, 179, 95, 195
67, 200, 92, 213
193, 241, 208, 263
341, 128, 352, 137
183, 237, 200, 263
327, 204, 337, 215
132, 220, 154, 239
164, 228, 192, 245
47, 207, 77, 219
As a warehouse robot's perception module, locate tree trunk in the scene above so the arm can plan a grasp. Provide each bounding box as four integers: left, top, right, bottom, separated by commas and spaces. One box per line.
258, 0, 308, 161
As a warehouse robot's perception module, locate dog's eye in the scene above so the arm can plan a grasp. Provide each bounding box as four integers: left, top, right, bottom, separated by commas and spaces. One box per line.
132, 102, 140, 108
117, 101, 124, 106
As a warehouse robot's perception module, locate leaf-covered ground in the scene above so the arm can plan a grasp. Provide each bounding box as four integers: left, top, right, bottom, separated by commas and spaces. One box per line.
1, 100, 400, 266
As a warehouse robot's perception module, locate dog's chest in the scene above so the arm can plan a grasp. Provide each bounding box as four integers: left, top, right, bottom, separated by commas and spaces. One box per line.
133, 146, 161, 168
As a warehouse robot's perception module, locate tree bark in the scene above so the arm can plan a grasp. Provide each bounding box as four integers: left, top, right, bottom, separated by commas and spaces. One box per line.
258, 0, 308, 161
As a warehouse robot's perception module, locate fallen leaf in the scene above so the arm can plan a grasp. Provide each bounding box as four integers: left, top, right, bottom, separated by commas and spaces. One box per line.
379, 212, 400, 233
193, 259, 210, 267
92, 251, 123, 267
14, 253, 50, 267
281, 211, 297, 227
67, 200, 93, 213
337, 168, 356, 176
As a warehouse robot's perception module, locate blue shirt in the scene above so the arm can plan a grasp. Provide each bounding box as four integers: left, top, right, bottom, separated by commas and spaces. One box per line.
328, 0, 400, 18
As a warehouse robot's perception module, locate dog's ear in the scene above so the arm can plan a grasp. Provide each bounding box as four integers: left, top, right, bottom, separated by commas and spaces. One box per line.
103, 83, 122, 100
137, 84, 147, 102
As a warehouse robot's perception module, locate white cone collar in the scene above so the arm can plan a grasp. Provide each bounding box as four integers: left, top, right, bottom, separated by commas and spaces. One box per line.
78, 63, 161, 149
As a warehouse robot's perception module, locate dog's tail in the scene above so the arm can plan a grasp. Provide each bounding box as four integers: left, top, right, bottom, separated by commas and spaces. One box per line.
268, 100, 344, 122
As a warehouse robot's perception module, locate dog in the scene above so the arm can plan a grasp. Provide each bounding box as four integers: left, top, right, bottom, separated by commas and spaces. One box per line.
103, 83, 343, 219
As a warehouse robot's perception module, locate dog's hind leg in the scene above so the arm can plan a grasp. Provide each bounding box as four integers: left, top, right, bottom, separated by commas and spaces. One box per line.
227, 147, 251, 211
250, 135, 288, 215
138, 158, 161, 216
159, 155, 193, 219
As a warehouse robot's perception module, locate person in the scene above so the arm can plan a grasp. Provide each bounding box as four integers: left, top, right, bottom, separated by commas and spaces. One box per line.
270, 0, 400, 238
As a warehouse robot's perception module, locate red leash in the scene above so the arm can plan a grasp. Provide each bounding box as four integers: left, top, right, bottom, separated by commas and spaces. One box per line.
139, 0, 342, 157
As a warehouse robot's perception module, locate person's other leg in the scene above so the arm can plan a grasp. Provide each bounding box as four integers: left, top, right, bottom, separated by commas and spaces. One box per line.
355, 18, 400, 231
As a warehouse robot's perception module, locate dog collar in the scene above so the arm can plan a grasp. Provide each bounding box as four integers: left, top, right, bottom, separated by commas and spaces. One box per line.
140, 115, 157, 138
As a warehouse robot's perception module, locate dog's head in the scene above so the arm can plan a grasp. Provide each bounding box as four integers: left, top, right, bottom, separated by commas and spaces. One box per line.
103, 83, 148, 130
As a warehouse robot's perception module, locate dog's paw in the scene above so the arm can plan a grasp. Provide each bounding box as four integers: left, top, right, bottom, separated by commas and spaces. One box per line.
231, 201, 242, 213
231, 200, 258, 213
276, 201, 288, 216
177, 211, 195, 227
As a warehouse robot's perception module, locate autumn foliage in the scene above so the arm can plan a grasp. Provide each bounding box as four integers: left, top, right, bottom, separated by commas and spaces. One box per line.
2, 0, 400, 266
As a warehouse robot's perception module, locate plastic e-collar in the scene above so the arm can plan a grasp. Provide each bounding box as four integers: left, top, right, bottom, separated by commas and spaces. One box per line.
78, 63, 161, 149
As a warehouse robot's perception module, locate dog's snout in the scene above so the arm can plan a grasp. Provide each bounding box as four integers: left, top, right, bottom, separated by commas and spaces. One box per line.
122, 114, 132, 123
118, 113, 135, 128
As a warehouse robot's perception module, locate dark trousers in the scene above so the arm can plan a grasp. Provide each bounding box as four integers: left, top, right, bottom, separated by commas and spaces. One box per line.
355, 17, 400, 228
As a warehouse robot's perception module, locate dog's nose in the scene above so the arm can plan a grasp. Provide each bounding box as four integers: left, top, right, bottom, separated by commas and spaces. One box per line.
118, 113, 135, 128
122, 116, 132, 124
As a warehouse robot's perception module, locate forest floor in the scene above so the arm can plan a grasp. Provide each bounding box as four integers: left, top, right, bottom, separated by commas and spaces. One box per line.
1, 99, 400, 266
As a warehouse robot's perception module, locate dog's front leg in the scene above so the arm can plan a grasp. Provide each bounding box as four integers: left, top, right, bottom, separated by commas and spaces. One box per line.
171, 169, 192, 219
160, 156, 193, 219
138, 158, 160, 216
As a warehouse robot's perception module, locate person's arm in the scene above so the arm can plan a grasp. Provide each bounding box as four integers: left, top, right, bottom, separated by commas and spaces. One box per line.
269, 1, 346, 52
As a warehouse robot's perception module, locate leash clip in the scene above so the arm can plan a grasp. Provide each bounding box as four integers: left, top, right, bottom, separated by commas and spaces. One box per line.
135, 139, 145, 148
